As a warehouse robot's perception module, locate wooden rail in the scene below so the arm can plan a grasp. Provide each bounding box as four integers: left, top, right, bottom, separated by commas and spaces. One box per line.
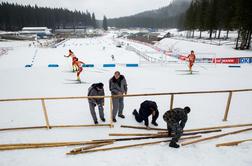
0, 88, 251, 102
0, 88, 251, 131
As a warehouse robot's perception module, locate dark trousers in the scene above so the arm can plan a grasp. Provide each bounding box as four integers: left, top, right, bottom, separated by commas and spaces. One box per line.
167, 123, 183, 142
134, 110, 159, 124
112, 97, 124, 118
89, 103, 104, 122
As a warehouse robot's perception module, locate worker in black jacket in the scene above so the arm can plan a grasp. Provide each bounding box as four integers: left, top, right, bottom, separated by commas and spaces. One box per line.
133, 100, 159, 127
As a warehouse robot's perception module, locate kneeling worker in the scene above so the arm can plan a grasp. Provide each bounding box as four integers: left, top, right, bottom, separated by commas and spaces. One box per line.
133, 100, 159, 127
88, 83, 105, 124
163, 107, 191, 148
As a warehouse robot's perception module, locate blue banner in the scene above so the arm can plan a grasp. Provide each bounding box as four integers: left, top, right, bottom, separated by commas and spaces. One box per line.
239, 57, 252, 64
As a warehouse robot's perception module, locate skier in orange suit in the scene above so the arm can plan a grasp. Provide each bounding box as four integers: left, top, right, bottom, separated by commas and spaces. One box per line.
74, 58, 85, 82
64, 49, 78, 72
187, 50, 196, 74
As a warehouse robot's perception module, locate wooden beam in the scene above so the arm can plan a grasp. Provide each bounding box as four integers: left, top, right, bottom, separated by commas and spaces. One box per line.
0, 140, 111, 147
109, 129, 221, 137
181, 127, 252, 146
93, 133, 202, 142
51, 124, 111, 128
109, 133, 157, 137
67, 135, 201, 155
0, 140, 112, 151
41, 99, 50, 129
216, 138, 252, 147
0, 126, 47, 131
121, 123, 252, 132
223, 92, 233, 121
121, 125, 166, 131
0, 88, 251, 102
93, 135, 170, 142
0, 124, 111, 132
67, 142, 114, 155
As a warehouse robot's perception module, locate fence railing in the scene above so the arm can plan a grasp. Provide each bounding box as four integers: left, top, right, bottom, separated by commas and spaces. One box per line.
0, 88, 251, 131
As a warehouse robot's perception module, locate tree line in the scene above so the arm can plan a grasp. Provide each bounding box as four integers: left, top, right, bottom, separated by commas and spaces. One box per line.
0, 2, 97, 31
184, 0, 252, 49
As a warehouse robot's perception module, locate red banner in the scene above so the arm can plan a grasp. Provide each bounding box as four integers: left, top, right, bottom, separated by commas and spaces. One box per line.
212, 58, 239, 64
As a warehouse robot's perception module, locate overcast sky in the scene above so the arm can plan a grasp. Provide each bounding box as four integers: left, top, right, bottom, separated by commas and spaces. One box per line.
1, 0, 173, 19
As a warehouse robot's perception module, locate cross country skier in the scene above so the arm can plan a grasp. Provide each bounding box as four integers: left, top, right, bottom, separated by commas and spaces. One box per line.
74, 58, 85, 82
111, 54, 115, 61
64, 49, 78, 72
187, 50, 196, 74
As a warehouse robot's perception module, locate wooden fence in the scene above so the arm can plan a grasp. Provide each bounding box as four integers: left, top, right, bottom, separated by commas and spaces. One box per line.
0, 88, 251, 131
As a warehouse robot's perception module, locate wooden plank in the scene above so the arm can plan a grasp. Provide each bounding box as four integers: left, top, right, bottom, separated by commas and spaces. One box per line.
0, 88, 251, 102
67, 135, 201, 155
0, 126, 47, 131
67, 142, 114, 155
41, 99, 50, 129
223, 92, 233, 121
0, 140, 111, 147
93, 135, 170, 142
109, 129, 221, 137
216, 138, 252, 147
121, 125, 166, 131
181, 127, 252, 146
0, 124, 111, 132
0, 141, 113, 151
109, 133, 157, 137
93, 133, 203, 142
122, 123, 252, 132
51, 124, 111, 128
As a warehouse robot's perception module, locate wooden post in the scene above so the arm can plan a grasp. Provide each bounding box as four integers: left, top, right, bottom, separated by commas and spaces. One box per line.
110, 96, 114, 128
170, 94, 174, 110
223, 92, 233, 121
41, 99, 50, 129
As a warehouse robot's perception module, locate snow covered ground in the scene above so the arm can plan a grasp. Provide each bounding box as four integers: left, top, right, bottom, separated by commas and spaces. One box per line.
0, 32, 252, 166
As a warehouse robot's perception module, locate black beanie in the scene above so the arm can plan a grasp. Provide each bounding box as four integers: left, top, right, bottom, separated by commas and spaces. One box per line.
96, 83, 104, 89
184, 106, 191, 114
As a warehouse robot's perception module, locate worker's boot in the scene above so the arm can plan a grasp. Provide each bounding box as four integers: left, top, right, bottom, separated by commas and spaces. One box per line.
151, 121, 158, 126
169, 141, 180, 148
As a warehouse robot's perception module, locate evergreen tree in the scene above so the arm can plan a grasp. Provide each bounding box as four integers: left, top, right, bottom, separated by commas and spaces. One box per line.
103, 16, 108, 31
91, 13, 97, 29
0, 2, 96, 31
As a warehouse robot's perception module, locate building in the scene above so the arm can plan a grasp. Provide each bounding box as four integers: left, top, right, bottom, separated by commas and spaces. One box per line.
20, 27, 52, 38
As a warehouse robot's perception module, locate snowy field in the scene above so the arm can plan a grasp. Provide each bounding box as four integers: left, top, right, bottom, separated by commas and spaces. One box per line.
156, 38, 252, 58
0, 32, 252, 166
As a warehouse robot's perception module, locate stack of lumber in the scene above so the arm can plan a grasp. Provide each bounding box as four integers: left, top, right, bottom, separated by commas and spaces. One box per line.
1, 123, 251, 155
